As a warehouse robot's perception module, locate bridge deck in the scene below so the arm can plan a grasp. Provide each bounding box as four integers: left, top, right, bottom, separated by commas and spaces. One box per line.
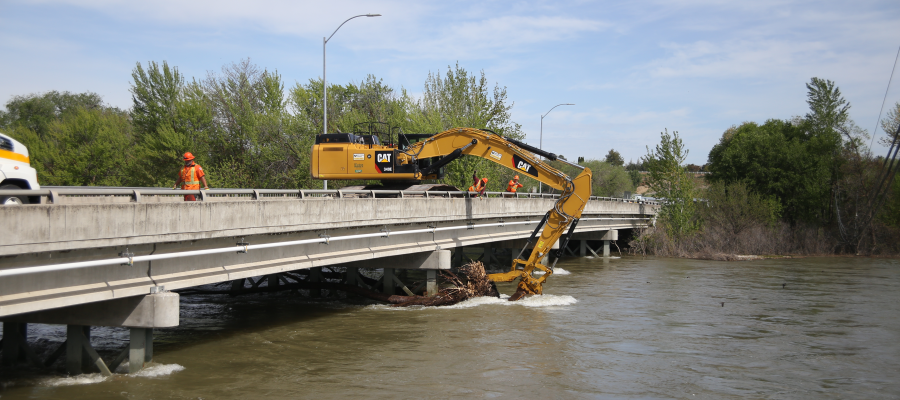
0, 190, 658, 317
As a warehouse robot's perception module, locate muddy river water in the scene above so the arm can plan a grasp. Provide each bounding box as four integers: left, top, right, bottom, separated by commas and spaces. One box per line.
2, 256, 899, 399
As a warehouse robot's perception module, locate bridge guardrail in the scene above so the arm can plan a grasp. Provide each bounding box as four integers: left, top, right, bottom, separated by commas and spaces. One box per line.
0, 187, 661, 205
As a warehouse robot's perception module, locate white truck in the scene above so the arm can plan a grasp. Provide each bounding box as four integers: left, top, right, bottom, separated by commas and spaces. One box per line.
0, 132, 40, 204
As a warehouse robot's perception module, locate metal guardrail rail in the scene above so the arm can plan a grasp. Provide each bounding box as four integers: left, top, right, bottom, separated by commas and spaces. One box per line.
0, 186, 661, 205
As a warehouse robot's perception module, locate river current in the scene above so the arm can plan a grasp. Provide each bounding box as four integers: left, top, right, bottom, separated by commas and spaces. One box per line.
1, 256, 899, 399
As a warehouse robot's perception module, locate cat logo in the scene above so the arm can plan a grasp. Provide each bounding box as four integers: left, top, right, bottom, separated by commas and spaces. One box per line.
490, 150, 502, 160
375, 151, 394, 174
511, 154, 538, 177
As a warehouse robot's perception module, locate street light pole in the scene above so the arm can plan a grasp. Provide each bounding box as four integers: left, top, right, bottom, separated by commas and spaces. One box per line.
321, 13, 380, 190
538, 103, 574, 193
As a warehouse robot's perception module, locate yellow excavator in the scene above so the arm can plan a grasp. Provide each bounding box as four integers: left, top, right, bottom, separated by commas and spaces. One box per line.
311, 126, 592, 300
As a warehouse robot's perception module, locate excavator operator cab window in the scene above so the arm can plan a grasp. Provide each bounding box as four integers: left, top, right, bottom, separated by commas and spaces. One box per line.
315, 133, 362, 144
361, 135, 380, 146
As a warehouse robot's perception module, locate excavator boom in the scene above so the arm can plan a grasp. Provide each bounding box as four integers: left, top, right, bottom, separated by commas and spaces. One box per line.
312, 127, 592, 299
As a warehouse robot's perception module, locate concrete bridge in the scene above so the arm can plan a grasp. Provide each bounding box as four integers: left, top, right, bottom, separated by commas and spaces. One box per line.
0, 187, 658, 375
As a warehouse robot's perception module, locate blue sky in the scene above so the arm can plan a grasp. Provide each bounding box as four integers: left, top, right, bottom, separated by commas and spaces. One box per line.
1, 0, 898, 165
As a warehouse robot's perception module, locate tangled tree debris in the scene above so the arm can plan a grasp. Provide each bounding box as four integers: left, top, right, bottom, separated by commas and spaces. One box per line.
391, 261, 500, 307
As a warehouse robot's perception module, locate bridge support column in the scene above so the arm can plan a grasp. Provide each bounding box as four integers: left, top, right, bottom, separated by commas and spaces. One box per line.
66, 325, 85, 374
129, 328, 152, 373
603, 240, 610, 257
453, 247, 464, 268
63, 325, 112, 376
346, 267, 359, 286
309, 268, 323, 297
426, 270, 438, 297
231, 278, 245, 294
382, 268, 395, 295
483, 243, 494, 266
580, 240, 587, 257
1, 322, 26, 366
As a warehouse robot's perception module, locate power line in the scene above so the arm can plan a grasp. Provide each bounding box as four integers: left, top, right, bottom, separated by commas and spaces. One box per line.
869, 44, 900, 151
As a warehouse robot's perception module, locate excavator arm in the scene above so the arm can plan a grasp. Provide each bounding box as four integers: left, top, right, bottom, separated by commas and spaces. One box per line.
398, 128, 593, 300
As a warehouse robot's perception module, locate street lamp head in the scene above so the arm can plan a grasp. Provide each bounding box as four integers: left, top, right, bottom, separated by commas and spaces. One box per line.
366, 14, 382, 17
564, 103, 574, 105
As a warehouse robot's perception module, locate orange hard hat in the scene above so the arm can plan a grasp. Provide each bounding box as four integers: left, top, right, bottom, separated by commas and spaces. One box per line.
183, 152, 195, 161
514, 175, 519, 180
482, 177, 488, 183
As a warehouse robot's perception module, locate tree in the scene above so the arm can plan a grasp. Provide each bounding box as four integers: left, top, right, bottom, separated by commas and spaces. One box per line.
643, 129, 697, 236
130, 61, 184, 138
200, 59, 299, 188
1, 91, 103, 136
701, 181, 782, 236
805, 77, 850, 137
707, 119, 837, 223
580, 159, 633, 197
129, 61, 210, 186
10, 107, 139, 186
408, 63, 525, 191
879, 101, 900, 147
604, 149, 624, 167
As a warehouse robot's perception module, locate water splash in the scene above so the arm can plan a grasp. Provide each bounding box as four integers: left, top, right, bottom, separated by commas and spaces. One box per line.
40, 373, 108, 387
444, 294, 578, 309
363, 293, 578, 311
130, 363, 185, 378
533, 267, 571, 276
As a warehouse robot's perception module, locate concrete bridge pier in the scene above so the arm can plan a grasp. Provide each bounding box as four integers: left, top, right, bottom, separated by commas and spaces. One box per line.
1, 292, 178, 375
571, 230, 619, 258
341, 250, 450, 297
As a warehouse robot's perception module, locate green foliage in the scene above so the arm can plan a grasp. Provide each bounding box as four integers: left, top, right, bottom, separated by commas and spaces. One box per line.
10, 107, 138, 186
706, 119, 838, 224
199, 60, 300, 189
628, 170, 643, 188
643, 129, 698, 236
700, 181, 782, 234
879, 101, 900, 147
806, 77, 850, 137
624, 159, 645, 187
576, 159, 633, 197
603, 149, 624, 167
879, 170, 900, 228
0, 91, 104, 136
409, 63, 525, 192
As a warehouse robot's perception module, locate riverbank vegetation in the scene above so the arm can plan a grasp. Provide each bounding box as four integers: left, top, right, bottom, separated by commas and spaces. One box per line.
630, 78, 900, 257
0, 60, 529, 191
0, 58, 643, 197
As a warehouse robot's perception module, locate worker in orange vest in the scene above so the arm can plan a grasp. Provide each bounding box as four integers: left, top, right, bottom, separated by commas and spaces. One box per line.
173, 152, 209, 201
506, 175, 523, 197
469, 170, 481, 191
468, 177, 488, 199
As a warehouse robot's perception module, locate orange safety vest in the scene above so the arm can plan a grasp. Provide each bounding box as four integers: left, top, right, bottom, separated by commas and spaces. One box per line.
179, 164, 204, 190
506, 180, 523, 192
